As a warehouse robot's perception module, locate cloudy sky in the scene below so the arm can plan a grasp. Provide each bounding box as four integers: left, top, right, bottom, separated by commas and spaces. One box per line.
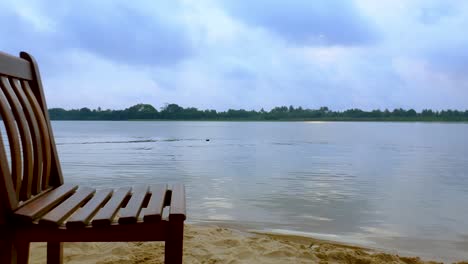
1, 0, 467, 111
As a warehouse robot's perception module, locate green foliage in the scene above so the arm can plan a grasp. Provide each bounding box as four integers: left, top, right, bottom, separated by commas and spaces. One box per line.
48, 104, 468, 122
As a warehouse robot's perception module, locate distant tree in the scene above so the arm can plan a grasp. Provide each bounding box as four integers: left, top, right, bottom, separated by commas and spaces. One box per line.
164, 104, 183, 113
407, 109, 417, 117
126, 103, 158, 119
319, 106, 329, 113
421, 109, 434, 117
80, 107, 91, 113
49, 108, 68, 120
47, 104, 468, 122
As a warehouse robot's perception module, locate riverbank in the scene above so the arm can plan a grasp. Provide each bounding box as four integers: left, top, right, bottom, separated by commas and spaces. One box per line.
29, 225, 466, 263
51, 118, 468, 122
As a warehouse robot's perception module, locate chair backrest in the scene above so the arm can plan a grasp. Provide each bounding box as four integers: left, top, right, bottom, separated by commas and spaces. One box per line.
0, 51, 63, 222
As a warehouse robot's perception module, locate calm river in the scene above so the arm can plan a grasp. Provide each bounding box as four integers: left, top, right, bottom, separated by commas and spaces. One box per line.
50, 121, 468, 261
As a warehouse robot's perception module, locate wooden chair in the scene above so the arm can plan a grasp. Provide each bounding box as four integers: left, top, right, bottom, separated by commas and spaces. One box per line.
0, 51, 186, 264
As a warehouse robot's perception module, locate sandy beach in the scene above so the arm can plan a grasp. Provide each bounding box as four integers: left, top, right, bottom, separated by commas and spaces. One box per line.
28, 225, 466, 264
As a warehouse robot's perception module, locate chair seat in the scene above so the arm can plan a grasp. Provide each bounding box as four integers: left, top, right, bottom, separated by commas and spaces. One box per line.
13, 183, 185, 229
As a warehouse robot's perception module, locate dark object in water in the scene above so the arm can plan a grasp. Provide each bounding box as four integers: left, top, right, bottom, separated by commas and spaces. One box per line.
206, 139, 210, 142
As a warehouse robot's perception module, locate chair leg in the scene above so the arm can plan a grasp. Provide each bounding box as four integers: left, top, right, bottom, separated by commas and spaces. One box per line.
0, 238, 28, 264
165, 221, 184, 264
0, 239, 16, 264
47, 242, 63, 264
15, 241, 30, 264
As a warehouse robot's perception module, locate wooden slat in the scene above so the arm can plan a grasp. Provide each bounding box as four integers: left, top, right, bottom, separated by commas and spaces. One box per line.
0, 187, 6, 224
66, 189, 113, 228
20, 52, 64, 187
169, 184, 186, 221
0, 51, 33, 80
92, 187, 131, 227
17, 186, 54, 208
39, 187, 95, 227
14, 184, 78, 222
0, 86, 22, 198
0, 130, 17, 211
10, 78, 43, 196
23, 81, 51, 190
143, 184, 167, 222
0, 77, 33, 200
118, 185, 149, 224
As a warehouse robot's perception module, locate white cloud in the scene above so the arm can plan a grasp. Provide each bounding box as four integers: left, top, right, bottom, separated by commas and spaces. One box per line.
1, 0, 467, 111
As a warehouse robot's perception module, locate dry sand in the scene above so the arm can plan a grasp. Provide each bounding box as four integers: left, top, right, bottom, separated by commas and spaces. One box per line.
29, 225, 466, 264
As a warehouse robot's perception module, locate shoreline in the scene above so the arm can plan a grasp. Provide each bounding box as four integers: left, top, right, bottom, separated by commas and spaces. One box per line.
50, 119, 468, 123
29, 224, 467, 264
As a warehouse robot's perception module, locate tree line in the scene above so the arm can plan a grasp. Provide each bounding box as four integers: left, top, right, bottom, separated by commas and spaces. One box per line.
48, 103, 468, 122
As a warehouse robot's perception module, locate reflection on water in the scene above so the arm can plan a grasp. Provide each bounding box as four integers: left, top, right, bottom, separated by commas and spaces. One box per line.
49, 121, 468, 260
